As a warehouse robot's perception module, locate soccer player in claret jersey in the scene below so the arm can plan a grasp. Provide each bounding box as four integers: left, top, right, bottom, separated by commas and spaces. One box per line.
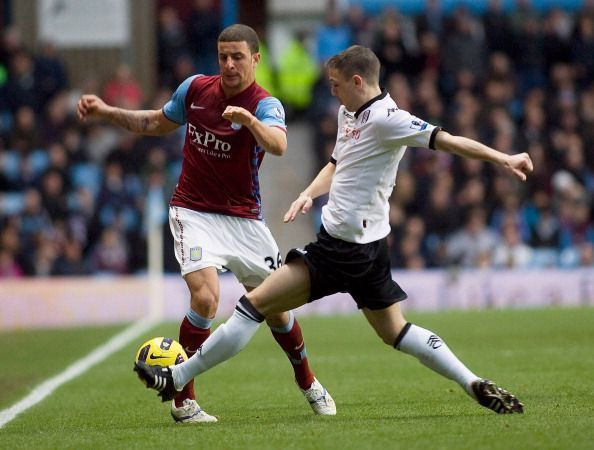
135, 45, 529, 415
78, 24, 335, 422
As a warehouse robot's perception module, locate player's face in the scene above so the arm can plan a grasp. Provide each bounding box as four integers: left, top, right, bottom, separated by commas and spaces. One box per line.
218, 41, 259, 95
328, 68, 357, 111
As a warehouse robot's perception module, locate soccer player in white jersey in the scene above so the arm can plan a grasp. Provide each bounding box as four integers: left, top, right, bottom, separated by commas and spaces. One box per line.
136, 45, 531, 415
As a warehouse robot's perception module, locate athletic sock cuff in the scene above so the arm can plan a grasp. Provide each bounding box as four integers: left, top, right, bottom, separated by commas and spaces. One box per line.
393, 322, 412, 349
235, 295, 265, 323
186, 309, 213, 329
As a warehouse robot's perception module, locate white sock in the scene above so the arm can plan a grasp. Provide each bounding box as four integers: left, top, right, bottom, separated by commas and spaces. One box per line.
396, 323, 479, 396
173, 306, 262, 389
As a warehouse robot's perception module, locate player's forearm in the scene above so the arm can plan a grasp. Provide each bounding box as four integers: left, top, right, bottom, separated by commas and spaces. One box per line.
105, 107, 166, 135
435, 132, 507, 166
302, 162, 335, 199
247, 120, 287, 156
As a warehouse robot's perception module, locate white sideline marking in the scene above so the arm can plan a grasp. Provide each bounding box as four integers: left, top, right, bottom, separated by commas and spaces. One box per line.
0, 318, 158, 429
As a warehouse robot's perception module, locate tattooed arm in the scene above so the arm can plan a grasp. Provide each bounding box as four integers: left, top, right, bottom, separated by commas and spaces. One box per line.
77, 94, 179, 136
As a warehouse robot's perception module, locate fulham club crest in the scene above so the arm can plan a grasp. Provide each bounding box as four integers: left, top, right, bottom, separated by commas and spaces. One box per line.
361, 110, 370, 124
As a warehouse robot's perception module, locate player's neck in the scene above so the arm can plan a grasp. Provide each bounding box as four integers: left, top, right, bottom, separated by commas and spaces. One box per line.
349, 86, 382, 112
220, 78, 255, 99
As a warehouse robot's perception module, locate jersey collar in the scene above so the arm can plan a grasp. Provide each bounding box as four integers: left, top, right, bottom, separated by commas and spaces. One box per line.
354, 89, 388, 118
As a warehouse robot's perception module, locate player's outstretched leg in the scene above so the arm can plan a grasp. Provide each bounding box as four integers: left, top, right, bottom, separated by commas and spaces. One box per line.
383, 315, 524, 415
300, 377, 336, 415
471, 379, 524, 414
134, 361, 180, 402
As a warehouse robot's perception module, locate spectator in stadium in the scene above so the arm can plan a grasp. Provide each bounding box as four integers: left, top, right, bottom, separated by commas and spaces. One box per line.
186, 0, 220, 76
446, 206, 499, 267
571, 14, 594, 85
157, 6, 188, 88
422, 172, 459, 266
442, 7, 487, 96
41, 92, 73, 147
4, 48, 39, 113
77, 24, 335, 423
8, 105, 40, 156
416, 0, 445, 38
483, 0, 511, 54
94, 159, 141, 234
372, 10, 419, 83
276, 30, 320, 115
526, 189, 559, 245
88, 226, 129, 274
102, 63, 144, 110
508, 0, 545, 91
38, 168, 69, 221
543, 8, 574, 73
558, 192, 594, 265
30, 232, 59, 276
315, 7, 352, 64
252, 29, 277, 97
491, 217, 534, 268
51, 236, 92, 276
34, 40, 68, 109
0, 218, 23, 274
18, 187, 52, 250
415, 31, 442, 79
135, 45, 530, 416
345, 4, 374, 48
390, 215, 428, 269
0, 246, 23, 277
169, 53, 196, 92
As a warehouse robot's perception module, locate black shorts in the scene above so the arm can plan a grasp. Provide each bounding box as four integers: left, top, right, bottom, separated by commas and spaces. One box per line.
286, 226, 407, 310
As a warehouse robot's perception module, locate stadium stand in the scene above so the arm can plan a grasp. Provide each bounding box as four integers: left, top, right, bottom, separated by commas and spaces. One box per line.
0, 0, 593, 277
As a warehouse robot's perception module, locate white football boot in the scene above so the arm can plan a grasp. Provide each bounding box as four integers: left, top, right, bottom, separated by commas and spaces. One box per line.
170, 399, 218, 423
301, 378, 336, 415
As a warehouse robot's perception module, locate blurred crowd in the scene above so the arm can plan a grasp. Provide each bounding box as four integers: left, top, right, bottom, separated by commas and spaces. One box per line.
1, 0, 593, 277
309, 0, 594, 271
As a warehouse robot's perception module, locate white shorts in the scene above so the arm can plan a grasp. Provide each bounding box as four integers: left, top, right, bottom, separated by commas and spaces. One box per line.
168, 206, 282, 287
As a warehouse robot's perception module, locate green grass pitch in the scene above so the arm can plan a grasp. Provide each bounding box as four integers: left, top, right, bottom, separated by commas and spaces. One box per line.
1, 307, 593, 449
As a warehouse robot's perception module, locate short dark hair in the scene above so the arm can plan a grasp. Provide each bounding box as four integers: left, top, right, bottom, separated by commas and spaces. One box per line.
325, 45, 380, 85
218, 24, 260, 53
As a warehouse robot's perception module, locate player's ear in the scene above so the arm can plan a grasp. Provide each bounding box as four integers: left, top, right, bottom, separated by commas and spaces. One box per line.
353, 74, 364, 87
252, 52, 261, 66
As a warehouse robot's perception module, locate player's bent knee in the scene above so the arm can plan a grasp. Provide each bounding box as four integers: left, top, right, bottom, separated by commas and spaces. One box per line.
265, 311, 290, 328
189, 290, 219, 317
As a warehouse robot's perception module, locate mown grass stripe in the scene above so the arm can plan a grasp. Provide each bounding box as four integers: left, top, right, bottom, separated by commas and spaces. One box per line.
0, 318, 158, 429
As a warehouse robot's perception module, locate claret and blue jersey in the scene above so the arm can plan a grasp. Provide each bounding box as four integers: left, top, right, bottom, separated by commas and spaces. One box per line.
163, 74, 286, 220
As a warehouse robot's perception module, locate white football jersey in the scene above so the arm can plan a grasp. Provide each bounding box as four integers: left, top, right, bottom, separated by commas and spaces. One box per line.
322, 91, 440, 243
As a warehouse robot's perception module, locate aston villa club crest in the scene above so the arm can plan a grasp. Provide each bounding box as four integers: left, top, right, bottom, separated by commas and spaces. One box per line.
190, 247, 202, 261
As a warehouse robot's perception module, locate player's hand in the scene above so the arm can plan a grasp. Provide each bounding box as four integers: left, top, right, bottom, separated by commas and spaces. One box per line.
283, 194, 313, 223
77, 95, 108, 122
505, 152, 534, 181
222, 106, 254, 126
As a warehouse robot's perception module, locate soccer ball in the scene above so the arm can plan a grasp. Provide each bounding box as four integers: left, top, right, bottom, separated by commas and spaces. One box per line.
135, 337, 187, 367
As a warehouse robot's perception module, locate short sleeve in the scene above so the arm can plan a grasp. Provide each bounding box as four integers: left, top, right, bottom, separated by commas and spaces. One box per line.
162, 75, 201, 125
254, 97, 287, 131
377, 109, 438, 149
